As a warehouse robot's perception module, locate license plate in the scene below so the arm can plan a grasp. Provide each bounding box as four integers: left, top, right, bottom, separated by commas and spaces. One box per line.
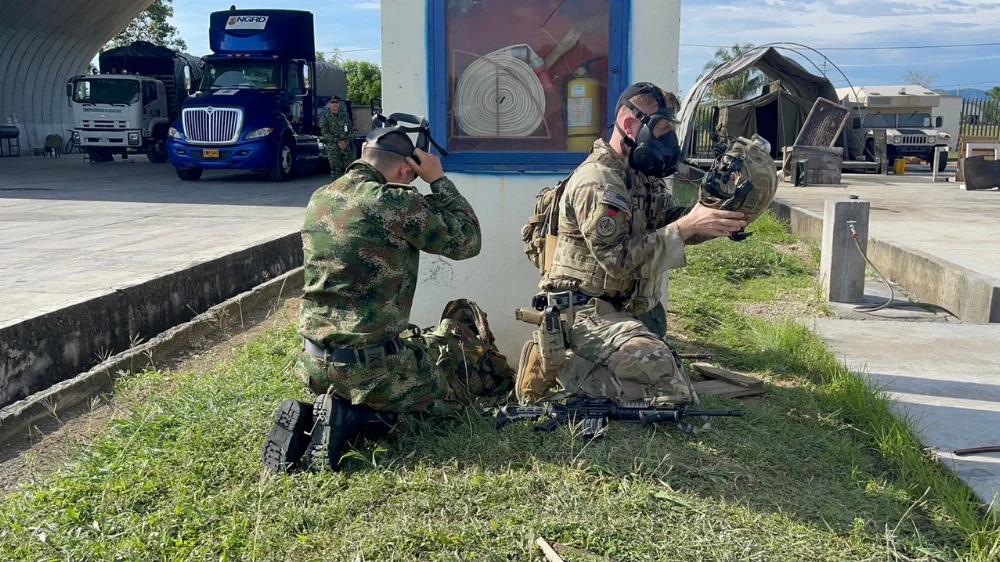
203, 149, 219, 158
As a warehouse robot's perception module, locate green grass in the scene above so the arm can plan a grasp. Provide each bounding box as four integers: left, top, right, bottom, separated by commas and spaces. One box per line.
1, 210, 998, 561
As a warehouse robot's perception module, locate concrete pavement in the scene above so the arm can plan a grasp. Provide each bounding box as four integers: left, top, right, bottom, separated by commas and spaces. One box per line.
806, 318, 1000, 509
0, 155, 327, 328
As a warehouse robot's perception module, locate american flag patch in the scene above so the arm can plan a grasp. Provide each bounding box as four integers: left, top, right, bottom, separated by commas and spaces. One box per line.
602, 189, 629, 210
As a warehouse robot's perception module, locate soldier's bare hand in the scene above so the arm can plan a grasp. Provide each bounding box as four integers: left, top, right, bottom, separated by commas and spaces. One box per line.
675, 203, 747, 240
338, 141, 347, 150
406, 149, 444, 184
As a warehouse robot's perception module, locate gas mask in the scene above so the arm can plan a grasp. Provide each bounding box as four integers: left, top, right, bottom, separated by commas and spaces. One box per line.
615, 99, 681, 178
365, 111, 447, 165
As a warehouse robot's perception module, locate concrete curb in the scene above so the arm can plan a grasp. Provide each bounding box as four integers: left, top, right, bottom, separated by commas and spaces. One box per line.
770, 198, 1000, 324
0, 268, 304, 445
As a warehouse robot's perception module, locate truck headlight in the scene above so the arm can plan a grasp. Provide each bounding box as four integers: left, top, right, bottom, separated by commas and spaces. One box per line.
128, 132, 140, 145
938, 132, 951, 140
246, 127, 274, 140
893, 136, 902, 144
168, 127, 183, 140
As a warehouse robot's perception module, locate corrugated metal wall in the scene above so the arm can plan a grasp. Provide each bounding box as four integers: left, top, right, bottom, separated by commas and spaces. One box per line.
0, 0, 154, 151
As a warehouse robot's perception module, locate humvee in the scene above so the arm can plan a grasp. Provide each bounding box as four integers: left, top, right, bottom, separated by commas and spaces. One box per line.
837, 85, 952, 172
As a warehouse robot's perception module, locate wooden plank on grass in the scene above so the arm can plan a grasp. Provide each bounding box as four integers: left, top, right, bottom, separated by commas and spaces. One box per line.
692, 363, 764, 388
693, 380, 766, 398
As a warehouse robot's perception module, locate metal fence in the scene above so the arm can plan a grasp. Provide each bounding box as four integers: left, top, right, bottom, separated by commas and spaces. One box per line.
960, 98, 1000, 139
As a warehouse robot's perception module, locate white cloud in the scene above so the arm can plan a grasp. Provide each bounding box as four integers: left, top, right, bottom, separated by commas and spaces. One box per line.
353, 1, 380, 9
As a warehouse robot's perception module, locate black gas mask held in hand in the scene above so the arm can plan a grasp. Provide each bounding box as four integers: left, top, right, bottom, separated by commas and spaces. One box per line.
366, 111, 448, 164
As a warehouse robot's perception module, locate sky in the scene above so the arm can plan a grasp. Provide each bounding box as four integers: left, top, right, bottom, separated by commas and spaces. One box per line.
166, 0, 1000, 94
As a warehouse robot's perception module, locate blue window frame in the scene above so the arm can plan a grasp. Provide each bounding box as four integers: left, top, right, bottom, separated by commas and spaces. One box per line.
426, 0, 631, 173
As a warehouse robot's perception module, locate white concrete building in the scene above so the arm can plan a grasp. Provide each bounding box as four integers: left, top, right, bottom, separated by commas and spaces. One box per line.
380, 0, 682, 359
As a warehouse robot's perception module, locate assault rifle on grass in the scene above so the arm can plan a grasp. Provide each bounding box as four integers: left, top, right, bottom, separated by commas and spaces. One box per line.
495, 396, 743, 440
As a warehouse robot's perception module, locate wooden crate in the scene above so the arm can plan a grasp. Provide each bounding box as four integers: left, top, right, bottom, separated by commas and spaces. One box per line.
781, 145, 844, 186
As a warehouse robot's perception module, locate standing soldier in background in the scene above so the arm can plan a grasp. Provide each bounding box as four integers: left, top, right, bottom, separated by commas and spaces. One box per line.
320, 95, 354, 178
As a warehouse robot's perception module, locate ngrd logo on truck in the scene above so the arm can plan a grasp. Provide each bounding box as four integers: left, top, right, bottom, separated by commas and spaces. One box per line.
226, 15, 269, 30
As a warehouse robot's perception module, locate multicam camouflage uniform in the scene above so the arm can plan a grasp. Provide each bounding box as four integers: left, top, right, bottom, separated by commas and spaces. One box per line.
320, 109, 354, 177
297, 161, 513, 415
534, 138, 699, 406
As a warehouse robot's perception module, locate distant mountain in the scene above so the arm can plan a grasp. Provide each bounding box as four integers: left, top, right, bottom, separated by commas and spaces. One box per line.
934, 88, 992, 99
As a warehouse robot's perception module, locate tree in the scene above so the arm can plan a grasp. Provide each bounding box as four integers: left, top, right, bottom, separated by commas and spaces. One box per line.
316, 49, 344, 65
342, 60, 382, 105
901, 68, 938, 88
988, 86, 1000, 103
698, 42, 772, 102
106, 0, 187, 51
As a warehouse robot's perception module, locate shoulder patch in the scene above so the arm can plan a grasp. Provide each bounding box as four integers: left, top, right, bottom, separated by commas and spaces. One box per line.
596, 216, 618, 237
602, 189, 630, 210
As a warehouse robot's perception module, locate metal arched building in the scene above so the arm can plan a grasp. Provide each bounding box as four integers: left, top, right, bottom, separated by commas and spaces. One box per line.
0, 0, 154, 150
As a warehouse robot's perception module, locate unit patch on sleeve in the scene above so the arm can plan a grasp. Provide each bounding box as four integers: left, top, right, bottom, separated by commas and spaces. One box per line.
596, 215, 618, 238
602, 189, 630, 211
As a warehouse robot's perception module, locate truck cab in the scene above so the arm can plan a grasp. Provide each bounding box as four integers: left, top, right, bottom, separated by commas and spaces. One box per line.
67, 41, 202, 164
838, 85, 952, 172
167, 8, 348, 182
68, 74, 172, 163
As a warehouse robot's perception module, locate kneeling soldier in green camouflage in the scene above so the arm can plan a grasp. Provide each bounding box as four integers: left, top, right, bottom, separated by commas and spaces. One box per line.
262, 128, 514, 474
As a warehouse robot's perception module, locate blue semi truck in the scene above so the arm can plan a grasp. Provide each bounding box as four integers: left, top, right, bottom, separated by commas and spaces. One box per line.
167, 7, 350, 181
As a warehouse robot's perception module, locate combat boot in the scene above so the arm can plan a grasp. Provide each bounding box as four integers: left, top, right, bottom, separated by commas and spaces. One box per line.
515, 340, 557, 404
261, 399, 314, 474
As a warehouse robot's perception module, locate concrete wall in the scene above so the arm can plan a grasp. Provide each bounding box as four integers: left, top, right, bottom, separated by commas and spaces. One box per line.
933, 95, 962, 152
0, 233, 303, 409
0, 0, 151, 151
380, 0, 681, 360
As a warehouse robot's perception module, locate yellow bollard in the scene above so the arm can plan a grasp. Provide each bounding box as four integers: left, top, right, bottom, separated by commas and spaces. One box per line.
893, 158, 906, 175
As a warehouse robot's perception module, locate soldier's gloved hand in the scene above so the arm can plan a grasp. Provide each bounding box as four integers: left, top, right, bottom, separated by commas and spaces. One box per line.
675, 203, 746, 241
406, 148, 445, 184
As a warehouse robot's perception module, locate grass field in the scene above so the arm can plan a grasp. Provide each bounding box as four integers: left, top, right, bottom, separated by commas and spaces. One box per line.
1, 197, 998, 561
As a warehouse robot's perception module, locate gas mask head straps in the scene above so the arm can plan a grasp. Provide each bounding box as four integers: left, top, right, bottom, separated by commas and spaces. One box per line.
366, 112, 448, 164
613, 82, 682, 178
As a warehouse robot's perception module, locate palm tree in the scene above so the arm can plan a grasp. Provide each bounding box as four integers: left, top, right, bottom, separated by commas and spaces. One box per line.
698, 43, 771, 102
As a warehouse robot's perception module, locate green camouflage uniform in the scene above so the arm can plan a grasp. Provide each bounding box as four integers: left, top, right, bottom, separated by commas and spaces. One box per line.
320, 110, 354, 177
538, 139, 699, 406
297, 161, 512, 415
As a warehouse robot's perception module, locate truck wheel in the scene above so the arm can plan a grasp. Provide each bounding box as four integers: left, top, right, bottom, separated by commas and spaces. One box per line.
935, 152, 949, 173
269, 137, 295, 182
176, 167, 203, 181
87, 148, 113, 163
146, 137, 169, 163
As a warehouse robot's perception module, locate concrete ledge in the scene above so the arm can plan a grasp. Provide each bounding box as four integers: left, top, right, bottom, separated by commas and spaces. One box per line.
0, 233, 304, 408
770, 199, 1000, 324
0, 267, 304, 444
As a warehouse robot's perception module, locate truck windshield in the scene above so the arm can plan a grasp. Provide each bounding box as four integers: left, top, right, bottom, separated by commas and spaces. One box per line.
73, 79, 140, 105
201, 61, 282, 90
897, 113, 932, 128
863, 113, 897, 128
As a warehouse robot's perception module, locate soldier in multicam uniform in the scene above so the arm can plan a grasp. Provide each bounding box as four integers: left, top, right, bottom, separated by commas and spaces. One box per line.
319, 96, 355, 178
262, 130, 514, 474
516, 82, 748, 409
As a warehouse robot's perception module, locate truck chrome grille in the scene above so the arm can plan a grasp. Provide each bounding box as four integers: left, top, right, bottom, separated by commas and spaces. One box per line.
182, 107, 242, 144
900, 134, 927, 145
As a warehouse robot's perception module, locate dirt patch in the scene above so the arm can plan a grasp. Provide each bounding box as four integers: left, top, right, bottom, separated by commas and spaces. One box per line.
775, 243, 814, 264
0, 296, 301, 496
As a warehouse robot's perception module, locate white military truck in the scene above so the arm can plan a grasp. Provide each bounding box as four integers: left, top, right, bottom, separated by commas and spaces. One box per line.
837, 85, 952, 172
67, 41, 203, 163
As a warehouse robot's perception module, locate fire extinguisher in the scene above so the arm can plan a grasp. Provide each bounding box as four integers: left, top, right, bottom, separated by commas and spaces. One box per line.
565, 56, 606, 152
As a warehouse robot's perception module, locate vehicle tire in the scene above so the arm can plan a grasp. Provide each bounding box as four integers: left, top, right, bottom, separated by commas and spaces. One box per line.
936, 152, 949, 173
87, 148, 113, 163
146, 136, 169, 163
176, 167, 203, 181
269, 136, 295, 182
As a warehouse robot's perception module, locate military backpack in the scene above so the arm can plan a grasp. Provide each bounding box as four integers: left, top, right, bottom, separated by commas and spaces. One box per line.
521, 171, 575, 274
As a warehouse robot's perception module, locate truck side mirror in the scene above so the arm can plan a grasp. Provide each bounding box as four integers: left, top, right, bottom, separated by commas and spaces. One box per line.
184, 66, 192, 92
302, 64, 311, 91
935, 116, 943, 127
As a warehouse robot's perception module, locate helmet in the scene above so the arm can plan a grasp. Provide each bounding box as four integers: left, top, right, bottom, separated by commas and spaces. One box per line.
690, 134, 778, 244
